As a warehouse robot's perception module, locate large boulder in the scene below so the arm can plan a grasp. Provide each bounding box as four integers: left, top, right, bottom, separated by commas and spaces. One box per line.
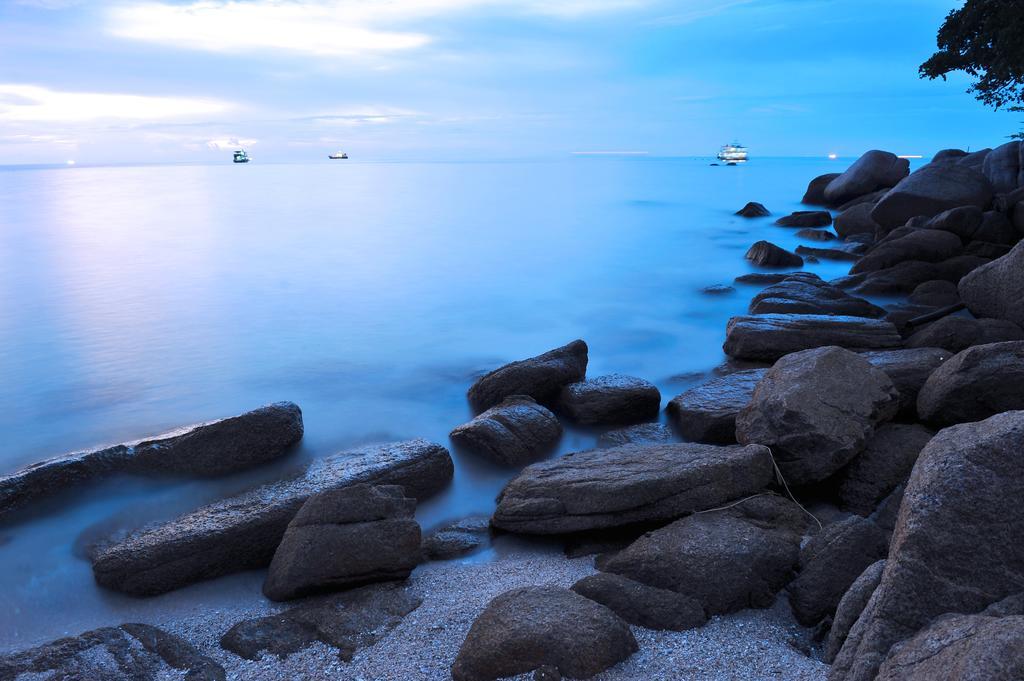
825, 151, 910, 205
830, 411, 1024, 681
833, 203, 881, 239
776, 210, 833, 228
923, 205, 985, 240
981, 140, 1022, 194
825, 560, 886, 664
748, 273, 885, 318
723, 314, 902, 362
831, 423, 933, 516
0, 402, 304, 519
491, 442, 773, 534
906, 315, 1024, 353
450, 396, 562, 466
850, 230, 963, 274
735, 346, 899, 485
451, 586, 637, 681
221, 582, 420, 661
92, 439, 453, 596
263, 485, 421, 601
597, 496, 804, 615
0, 623, 225, 681
557, 374, 661, 425
745, 240, 804, 268
916, 341, 1024, 426
959, 240, 1024, 328
871, 163, 995, 230
859, 348, 950, 417
666, 368, 766, 444
804, 172, 842, 205
467, 340, 588, 412
571, 572, 706, 631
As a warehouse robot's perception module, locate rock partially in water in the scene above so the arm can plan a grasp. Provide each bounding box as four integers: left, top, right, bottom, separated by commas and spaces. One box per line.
775, 210, 833, 228
831, 423, 933, 516
803, 172, 841, 205
571, 572, 706, 631
92, 439, 453, 596
492, 442, 773, 534
450, 395, 562, 466
748, 273, 885, 318
467, 340, 588, 412
557, 374, 661, 425
834, 203, 881, 239
421, 515, 491, 560
736, 201, 770, 217
796, 228, 838, 241
745, 240, 804, 268
701, 283, 735, 295
825, 560, 885, 664
451, 586, 637, 681
666, 368, 766, 444
597, 422, 673, 448
0, 401, 304, 519
734, 272, 800, 285
824, 151, 910, 206
795, 244, 862, 262
723, 314, 902, 362
917, 341, 1024, 427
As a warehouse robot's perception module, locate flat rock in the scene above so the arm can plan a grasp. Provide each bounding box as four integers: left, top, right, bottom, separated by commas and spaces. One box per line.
491, 442, 773, 534
796, 228, 837, 241
451, 586, 637, 681
221, 582, 420, 661
0, 402, 304, 519
916, 341, 1024, 426
734, 272, 799, 285
421, 516, 491, 560
831, 423, 933, 516
92, 439, 453, 596
748, 273, 885, 318
571, 572, 706, 631
736, 201, 770, 217
557, 374, 661, 425
467, 340, 588, 412
825, 560, 885, 664
871, 163, 995, 230
775, 210, 833, 228
803, 172, 841, 205
450, 395, 562, 466
597, 422, 672, 448
723, 314, 902, 362
745, 240, 804, 268
736, 346, 899, 485
959, 240, 1024, 328
824, 151, 910, 205
666, 369, 766, 444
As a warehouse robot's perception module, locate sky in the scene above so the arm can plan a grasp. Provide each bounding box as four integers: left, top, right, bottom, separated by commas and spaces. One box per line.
0, 0, 1019, 164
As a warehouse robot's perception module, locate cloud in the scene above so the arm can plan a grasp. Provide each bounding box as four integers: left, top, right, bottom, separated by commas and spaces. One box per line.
206, 137, 258, 149
0, 84, 232, 122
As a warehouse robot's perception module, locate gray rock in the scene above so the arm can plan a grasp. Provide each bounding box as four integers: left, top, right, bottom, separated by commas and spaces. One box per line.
736, 201, 770, 217
492, 442, 773, 534
450, 396, 562, 466
0, 623, 225, 681
723, 314, 902, 362
908, 279, 961, 307
748, 273, 885, 318
932, 149, 968, 163
839, 255, 990, 296
571, 572, 706, 631
597, 422, 673, 447
735, 346, 899, 485
906, 315, 1024, 353
558, 374, 661, 425
701, 284, 735, 295
825, 560, 885, 664
830, 411, 1024, 681
803, 173, 842, 205
871, 163, 995, 230
221, 582, 420, 661
923, 205, 985, 240
916, 341, 1024, 426
959, 240, 1024, 328
834, 203, 881, 239
451, 586, 637, 681
734, 272, 800, 285
0, 402, 304, 519
795, 244, 862, 262
832, 423, 933, 516
982, 140, 1022, 194
966, 240, 1012, 258
851, 230, 963, 274
776, 211, 833, 228
973, 210, 1018, 244
421, 516, 491, 560
263, 485, 421, 601
666, 369, 766, 444
796, 228, 838, 241
825, 151, 910, 205
467, 340, 588, 412
838, 188, 890, 212
745, 241, 804, 268
92, 439, 453, 596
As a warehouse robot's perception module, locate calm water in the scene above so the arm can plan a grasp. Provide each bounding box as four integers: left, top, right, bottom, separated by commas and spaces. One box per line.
0, 157, 854, 646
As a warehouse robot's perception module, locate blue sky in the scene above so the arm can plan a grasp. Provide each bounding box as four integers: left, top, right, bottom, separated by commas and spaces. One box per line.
0, 0, 1018, 164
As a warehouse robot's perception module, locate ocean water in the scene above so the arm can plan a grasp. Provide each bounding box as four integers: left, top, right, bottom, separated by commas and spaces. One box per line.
0, 156, 858, 646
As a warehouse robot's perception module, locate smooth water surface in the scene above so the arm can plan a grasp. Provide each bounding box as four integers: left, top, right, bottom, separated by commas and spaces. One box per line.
0, 157, 852, 646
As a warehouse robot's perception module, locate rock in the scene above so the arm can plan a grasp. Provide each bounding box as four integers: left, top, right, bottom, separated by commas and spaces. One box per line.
597, 496, 804, 615
0, 402, 304, 519
263, 485, 421, 601
557, 374, 661, 425
851, 230, 963, 274
797, 228, 837, 241
736, 201, 770, 217
745, 240, 804, 268
667, 369, 766, 444
825, 560, 885, 663
735, 346, 899, 485
838, 189, 890, 212
450, 396, 562, 466
959, 240, 1024, 327
795, 245, 862, 262
701, 284, 735, 295
906, 315, 1024, 353
831, 424, 933, 516
597, 422, 672, 447
840, 255, 991, 296
776, 210, 833, 228
571, 572, 706, 631
534, 666, 562, 681
871, 163, 995, 230
221, 582, 420, 661
804, 173, 842, 205
787, 515, 889, 625
982, 140, 1022, 194
748, 273, 885, 318
834, 203, 882, 239
916, 341, 1024, 427
491, 442, 773, 534
829, 411, 1024, 681
932, 149, 968, 163
723, 314, 902, 362
451, 586, 637, 681
908, 280, 960, 307
955, 147, 993, 170
966, 240, 1012, 258
92, 439, 453, 596
735, 272, 800, 285
467, 340, 588, 412
923, 205, 985, 240
422, 516, 491, 560
825, 151, 910, 205
0, 623, 225, 681
973, 209, 1019, 244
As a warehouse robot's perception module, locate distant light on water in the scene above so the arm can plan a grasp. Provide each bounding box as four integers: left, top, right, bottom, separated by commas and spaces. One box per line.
827, 153, 838, 160
66, 159, 75, 165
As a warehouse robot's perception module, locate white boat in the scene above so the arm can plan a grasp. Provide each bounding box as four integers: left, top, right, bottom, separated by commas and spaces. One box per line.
717, 143, 748, 165
232, 149, 249, 163
328, 151, 349, 159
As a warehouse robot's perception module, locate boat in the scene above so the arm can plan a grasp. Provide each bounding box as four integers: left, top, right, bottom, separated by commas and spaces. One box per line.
328, 151, 349, 159
233, 149, 249, 164
717, 142, 748, 165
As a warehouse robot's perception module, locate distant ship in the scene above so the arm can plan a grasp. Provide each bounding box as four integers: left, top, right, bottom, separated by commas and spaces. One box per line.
328, 151, 349, 159
233, 149, 250, 163
717, 143, 748, 165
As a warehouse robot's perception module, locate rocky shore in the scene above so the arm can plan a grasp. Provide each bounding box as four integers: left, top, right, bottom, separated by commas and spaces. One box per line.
5, 144, 1024, 680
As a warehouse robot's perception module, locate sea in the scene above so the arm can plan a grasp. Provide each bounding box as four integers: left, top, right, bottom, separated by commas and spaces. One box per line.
0, 156, 887, 646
